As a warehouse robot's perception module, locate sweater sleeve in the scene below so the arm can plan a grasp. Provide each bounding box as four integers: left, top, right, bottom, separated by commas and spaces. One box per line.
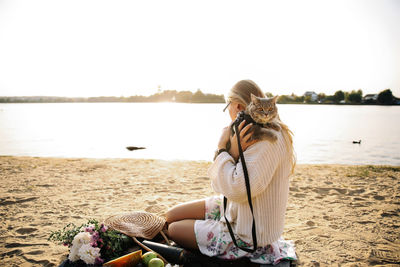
208, 138, 283, 203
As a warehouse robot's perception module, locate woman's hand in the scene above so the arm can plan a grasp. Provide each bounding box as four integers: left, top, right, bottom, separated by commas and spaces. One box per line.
229, 120, 257, 161
217, 126, 231, 150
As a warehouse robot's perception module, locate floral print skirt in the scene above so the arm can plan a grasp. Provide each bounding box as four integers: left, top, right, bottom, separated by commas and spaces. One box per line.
194, 195, 297, 265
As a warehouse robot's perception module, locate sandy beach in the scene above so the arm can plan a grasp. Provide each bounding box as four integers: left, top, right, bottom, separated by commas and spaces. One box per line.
0, 156, 399, 266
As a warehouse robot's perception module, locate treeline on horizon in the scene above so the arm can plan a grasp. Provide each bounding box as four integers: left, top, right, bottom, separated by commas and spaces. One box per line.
1, 88, 399, 105
0, 89, 225, 103
274, 88, 399, 105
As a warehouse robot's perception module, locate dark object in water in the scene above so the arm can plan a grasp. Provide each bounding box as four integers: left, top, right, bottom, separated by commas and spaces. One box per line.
352, 140, 361, 144
126, 146, 146, 151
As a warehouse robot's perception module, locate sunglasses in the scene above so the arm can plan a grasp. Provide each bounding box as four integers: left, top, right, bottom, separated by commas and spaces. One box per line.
223, 101, 231, 112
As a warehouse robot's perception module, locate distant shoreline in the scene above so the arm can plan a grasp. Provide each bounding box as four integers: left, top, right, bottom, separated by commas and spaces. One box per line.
0, 90, 226, 104
0, 100, 399, 106
2, 88, 400, 105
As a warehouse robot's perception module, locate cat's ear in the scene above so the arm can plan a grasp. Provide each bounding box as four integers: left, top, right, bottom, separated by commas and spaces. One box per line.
271, 95, 279, 103
250, 93, 260, 103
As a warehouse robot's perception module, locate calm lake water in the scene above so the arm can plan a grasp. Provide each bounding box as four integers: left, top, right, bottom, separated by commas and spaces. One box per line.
0, 103, 399, 165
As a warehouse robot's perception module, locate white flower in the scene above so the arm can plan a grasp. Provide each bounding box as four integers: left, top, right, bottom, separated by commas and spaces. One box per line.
72, 232, 92, 246
68, 232, 92, 262
68, 245, 80, 262
78, 243, 101, 265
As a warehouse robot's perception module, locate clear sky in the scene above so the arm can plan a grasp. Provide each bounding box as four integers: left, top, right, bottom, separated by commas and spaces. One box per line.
0, 0, 399, 97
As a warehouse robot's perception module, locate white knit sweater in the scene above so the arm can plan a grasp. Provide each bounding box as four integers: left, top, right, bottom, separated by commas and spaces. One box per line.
208, 130, 294, 246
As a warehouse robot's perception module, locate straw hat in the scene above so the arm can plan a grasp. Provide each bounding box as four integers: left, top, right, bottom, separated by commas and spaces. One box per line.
105, 211, 166, 240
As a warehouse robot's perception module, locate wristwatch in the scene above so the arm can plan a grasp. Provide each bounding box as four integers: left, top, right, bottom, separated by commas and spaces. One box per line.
214, 148, 228, 161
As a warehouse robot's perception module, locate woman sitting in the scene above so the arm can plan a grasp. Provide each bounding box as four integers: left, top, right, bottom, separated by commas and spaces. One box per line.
165, 80, 297, 264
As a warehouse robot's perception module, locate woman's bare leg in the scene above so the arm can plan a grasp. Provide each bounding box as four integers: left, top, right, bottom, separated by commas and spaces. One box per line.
168, 219, 198, 249
165, 199, 205, 249
165, 199, 205, 223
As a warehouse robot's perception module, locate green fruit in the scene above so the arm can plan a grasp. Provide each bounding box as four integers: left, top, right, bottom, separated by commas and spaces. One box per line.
148, 258, 164, 267
141, 251, 157, 265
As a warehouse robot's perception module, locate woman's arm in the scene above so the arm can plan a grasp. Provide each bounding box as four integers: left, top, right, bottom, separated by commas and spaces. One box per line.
216, 120, 257, 161
228, 121, 258, 161
208, 138, 283, 203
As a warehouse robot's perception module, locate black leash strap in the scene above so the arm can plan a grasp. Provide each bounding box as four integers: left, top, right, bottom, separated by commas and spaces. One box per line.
223, 122, 258, 253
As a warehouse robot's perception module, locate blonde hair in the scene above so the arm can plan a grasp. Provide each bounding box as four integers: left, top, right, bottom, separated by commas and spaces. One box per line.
228, 80, 265, 107
228, 79, 296, 173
